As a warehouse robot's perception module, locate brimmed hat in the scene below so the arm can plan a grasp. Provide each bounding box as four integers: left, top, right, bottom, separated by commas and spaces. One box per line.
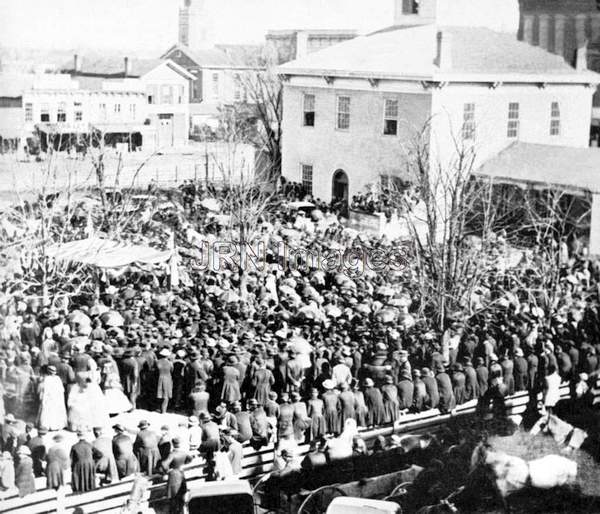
322, 379, 334, 390
112, 424, 126, 433
364, 378, 375, 387
17, 446, 31, 456
4, 414, 16, 424
159, 348, 171, 358
138, 420, 150, 429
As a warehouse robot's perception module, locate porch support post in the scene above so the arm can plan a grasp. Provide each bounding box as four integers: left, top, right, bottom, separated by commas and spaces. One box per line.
589, 193, 600, 255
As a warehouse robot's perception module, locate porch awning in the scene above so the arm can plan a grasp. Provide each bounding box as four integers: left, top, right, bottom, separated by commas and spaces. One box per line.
92, 123, 154, 134
46, 237, 172, 268
36, 123, 92, 135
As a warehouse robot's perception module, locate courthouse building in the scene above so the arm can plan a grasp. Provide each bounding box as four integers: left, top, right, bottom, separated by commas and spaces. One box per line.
278, 0, 600, 253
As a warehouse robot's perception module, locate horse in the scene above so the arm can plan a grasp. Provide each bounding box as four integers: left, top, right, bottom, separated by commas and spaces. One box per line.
325, 418, 359, 461
390, 433, 439, 454
470, 441, 578, 512
530, 413, 588, 452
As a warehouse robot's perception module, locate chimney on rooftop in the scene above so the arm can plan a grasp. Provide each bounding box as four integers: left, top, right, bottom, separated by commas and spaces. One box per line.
73, 54, 80, 73
576, 41, 588, 71
435, 30, 452, 70
124, 56, 131, 77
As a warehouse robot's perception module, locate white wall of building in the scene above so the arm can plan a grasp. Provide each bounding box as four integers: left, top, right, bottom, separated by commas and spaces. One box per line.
281, 77, 594, 201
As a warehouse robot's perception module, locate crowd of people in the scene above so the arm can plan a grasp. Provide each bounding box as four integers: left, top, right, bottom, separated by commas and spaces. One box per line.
0, 182, 599, 507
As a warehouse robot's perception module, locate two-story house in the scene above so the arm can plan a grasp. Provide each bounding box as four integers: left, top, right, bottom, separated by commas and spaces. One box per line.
62, 56, 194, 148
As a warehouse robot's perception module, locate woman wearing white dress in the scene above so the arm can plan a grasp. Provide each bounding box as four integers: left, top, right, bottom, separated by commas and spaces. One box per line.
68, 379, 110, 432
38, 366, 67, 430
102, 363, 132, 415
543, 364, 562, 415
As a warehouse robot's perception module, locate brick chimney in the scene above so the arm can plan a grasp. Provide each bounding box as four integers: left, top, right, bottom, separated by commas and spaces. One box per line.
124, 56, 132, 76
576, 41, 588, 71
73, 54, 80, 73
436, 30, 452, 70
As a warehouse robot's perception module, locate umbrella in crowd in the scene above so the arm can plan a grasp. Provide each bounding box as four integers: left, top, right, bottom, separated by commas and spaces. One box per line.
100, 310, 125, 327
67, 310, 91, 327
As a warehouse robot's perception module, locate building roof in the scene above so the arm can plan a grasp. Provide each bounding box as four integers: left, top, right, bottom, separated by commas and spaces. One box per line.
162, 44, 264, 69
0, 74, 34, 98
477, 142, 600, 194
279, 24, 600, 84
62, 57, 165, 77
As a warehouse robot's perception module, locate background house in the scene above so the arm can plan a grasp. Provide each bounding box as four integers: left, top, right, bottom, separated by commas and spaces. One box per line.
61, 56, 194, 149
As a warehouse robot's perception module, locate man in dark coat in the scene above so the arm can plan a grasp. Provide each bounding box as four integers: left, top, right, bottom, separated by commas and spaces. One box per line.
232, 401, 252, 443
120, 349, 140, 409
435, 365, 456, 414
463, 358, 479, 401
475, 357, 489, 397
397, 369, 414, 411
421, 368, 439, 410
45, 434, 69, 490
133, 420, 161, 475
526, 350, 539, 392
513, 348, 529, 392
92, 427, 118, 484
411, 369, 428, 413
248, 399, 270, 450
71, 430, 101, 493
166, 460, 187, 514
160, 437, 192, 473
112, 424, 139, 479
15, 446, 35, 497
199, 411, 221, 458
26, 426, 47, 477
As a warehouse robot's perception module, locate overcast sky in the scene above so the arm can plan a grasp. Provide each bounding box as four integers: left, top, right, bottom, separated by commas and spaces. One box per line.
0, 0, 393, 54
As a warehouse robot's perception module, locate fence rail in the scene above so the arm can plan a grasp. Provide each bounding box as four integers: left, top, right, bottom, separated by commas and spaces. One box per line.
1, 382, 597, 514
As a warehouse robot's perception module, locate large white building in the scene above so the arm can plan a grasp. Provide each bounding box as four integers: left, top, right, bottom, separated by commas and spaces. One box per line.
278, 8, 598, 204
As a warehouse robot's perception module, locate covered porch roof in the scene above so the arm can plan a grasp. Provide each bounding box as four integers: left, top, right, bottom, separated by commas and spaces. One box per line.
476, 142, 600, 195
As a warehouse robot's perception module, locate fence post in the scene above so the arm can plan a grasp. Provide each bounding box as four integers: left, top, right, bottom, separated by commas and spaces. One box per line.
175, 165, 178, 183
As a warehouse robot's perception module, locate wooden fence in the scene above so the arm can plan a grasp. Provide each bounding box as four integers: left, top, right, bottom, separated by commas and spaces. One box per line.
1, 381, 597, 514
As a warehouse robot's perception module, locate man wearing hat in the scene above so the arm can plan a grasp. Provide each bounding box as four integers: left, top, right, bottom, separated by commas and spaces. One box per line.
133, 420, 161, 475
166, 453, 188, 514
45, 434, 69, 490
160, 437, 192, 473
71, 430, 100, 493
2, 414, 21, 455
411, 370, 427, 413
26, 427, 47, 477
463, 357, 480, 401
232, 401, 252, 444
156, 349, 174, 414
513, 348, 528, 393
92, 427, 118, 484
421, 368, 440, 410
320, 381, 340, 434
397, 370, 414, 412
120, 348, 140, 410
15, 446, 35, 497
112, 424, 139, 479
198, 412, 220, 458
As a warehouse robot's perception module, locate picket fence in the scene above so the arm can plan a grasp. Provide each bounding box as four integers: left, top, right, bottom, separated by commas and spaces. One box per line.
0, 381, 597, 514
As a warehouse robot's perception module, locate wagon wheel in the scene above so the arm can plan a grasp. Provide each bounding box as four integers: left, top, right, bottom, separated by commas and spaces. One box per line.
253, 473, 277, 513
388, 481, 414, 498
297, 485, 347, 514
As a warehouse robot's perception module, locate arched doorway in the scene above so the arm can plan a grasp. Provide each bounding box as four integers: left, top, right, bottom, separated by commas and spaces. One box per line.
332, 169, 349, 216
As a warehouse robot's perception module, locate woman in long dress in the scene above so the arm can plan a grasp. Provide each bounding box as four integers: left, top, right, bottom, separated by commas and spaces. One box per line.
38, 366, 67, 430
68, 380, 110, 432
101, 363, 132, 415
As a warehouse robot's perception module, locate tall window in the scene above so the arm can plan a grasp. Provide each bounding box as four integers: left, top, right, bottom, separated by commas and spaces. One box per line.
402, 0, 420, 14
303, 94, 315, 127
74, 102, 83, 122
161, 85, 173, 104
336, 95, 351, 130
301, 164, 313, 195
177, 85, 184, 104
99, 103, 107, 121
462, 102, 475, 140
212, 73, 219, 98
114, 103, 121, 113
383, 99, 399, 136
40, 104, 50, 122
130, 103, 136, 119
57, 102, 67, 122
550, 101, 561, 136
507, 102, 519, 138
25, 103, 33, 122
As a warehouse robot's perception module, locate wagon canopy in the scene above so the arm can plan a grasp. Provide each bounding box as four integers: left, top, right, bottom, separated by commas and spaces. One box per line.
46, 237, 172, 269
